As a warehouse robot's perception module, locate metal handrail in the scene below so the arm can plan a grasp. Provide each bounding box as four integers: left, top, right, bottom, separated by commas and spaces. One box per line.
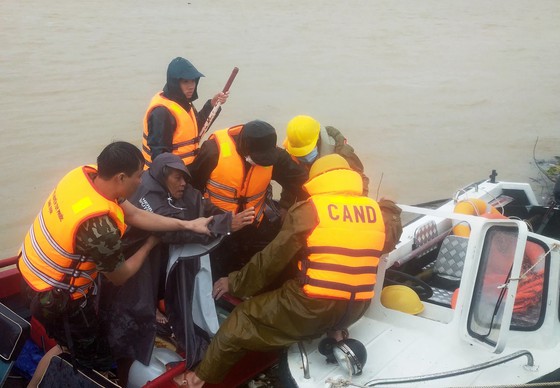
365, 350, 535, 386
298, 342, 310, 379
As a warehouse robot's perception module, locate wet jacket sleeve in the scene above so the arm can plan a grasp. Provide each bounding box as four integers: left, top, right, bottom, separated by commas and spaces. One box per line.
189, 138, 219, 192
75, 215, 125, 272
273, 149, 309, 210
202, 198, 232, 235
326, 126, 370, 196
228, 201, 317, 298
153, 194, 232, 244
146, 106, 175, 160
154, 210, 231, 245
378, 199, 403, 253
154, 217, 213, 245
338, 146, 369, 196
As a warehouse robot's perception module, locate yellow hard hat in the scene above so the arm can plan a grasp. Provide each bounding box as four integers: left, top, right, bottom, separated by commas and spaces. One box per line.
284, 115, 321, 157
380, 285, 424, 315
308, 154, 350, 181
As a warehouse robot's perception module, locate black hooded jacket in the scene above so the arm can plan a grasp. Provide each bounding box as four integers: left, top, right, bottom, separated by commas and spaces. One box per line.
124, 152, 232, 250
163, 57, 203, 111
101, 153, 231, 366
145, 57, 220, 161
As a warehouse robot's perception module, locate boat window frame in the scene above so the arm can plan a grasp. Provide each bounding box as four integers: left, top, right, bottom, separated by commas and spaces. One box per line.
463, 220, 527, 354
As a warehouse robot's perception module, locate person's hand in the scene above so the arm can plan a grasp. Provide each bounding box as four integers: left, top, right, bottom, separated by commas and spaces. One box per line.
213, 277, 229, 299
145, 235, 161, 249
211, 91, 229, 107
184, 216, 213, 235
231, 207, 255, 232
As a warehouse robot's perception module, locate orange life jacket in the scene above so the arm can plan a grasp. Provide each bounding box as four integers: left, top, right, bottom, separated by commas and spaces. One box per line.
19, 166, 126, 300
479, 238, 545, 314
300, 168, 385, 300
142, 92, 199, 168
205, 126, 273, 223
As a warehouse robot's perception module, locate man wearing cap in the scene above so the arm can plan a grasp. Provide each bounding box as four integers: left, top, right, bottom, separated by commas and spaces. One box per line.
189, 120, 309, 278
283, 115, 369, 195
178, 154, 402, 387
99, 152, 254, 385
142, 57, 229, 169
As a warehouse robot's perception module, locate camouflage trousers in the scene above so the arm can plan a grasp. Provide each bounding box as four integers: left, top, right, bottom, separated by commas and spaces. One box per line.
23, 281, 114, 371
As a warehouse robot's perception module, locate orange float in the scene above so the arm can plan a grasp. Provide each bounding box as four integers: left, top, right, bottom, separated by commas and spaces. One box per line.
452, 198, 505, 237
451, 288, 459, 309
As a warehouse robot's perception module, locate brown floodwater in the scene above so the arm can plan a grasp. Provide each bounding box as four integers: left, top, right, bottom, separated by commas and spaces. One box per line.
0, 0, 559, 258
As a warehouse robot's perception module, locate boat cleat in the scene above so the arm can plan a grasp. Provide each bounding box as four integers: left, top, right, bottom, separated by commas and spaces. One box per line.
524, 363, 540, 373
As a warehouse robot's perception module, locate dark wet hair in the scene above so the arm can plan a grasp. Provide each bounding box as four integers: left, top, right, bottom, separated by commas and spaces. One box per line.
97, 141, 145, 179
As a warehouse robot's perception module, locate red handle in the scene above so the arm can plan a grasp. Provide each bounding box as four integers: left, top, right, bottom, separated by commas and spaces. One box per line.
222, 67, 239, 93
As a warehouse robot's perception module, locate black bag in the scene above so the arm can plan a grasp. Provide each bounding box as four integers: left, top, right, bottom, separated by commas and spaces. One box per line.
38, 353, 119, 388
0, 302, 31, 361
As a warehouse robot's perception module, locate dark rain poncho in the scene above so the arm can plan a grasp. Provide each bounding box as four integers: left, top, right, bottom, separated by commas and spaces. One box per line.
99, 153, 231, 367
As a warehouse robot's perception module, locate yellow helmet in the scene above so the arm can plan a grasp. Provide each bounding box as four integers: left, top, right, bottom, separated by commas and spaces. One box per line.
380, 285, 424, 315
308, 154, 350, 181
284, 115, 321, 157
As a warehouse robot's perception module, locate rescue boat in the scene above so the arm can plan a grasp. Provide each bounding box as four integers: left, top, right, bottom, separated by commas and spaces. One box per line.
2, 171, 560, 387
282, 172, 560, 387
0, 240, 278, 388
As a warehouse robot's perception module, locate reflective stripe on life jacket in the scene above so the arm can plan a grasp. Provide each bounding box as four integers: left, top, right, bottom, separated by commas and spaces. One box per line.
300, 169, 385, 300
205, 126, 273, 223
142, 92, 200, 168
19, 166, 126, 299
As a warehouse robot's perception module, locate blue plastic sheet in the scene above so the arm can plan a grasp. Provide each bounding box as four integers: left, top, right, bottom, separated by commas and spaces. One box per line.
13, 339, 43, 381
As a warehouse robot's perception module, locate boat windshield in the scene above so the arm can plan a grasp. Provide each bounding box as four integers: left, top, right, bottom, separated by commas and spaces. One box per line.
467, 226, 518, 346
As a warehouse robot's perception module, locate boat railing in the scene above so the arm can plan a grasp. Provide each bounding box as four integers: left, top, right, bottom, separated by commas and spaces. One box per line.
0, 256, 21, 300
360, 350, 535, 387
0, 256, 18, 268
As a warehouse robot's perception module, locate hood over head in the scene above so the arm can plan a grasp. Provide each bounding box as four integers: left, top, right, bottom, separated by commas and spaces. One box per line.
128, 152, 194, 219
148, 152, 191, 189
162, 57, 204, 110
126, 152, 232, 244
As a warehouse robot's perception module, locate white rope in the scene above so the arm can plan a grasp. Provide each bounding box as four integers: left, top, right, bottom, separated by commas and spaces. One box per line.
507, 243, 559, 283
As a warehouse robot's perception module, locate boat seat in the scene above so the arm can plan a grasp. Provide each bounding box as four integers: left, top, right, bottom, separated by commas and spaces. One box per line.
427, 235, 468, 307
399, 220, 442, 271
413, 220, 439, 256
1, 303, 31, 386
38, 353, 120, 387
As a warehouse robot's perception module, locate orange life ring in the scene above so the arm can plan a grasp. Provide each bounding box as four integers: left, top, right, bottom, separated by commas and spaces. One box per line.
452, 198, 505, 237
